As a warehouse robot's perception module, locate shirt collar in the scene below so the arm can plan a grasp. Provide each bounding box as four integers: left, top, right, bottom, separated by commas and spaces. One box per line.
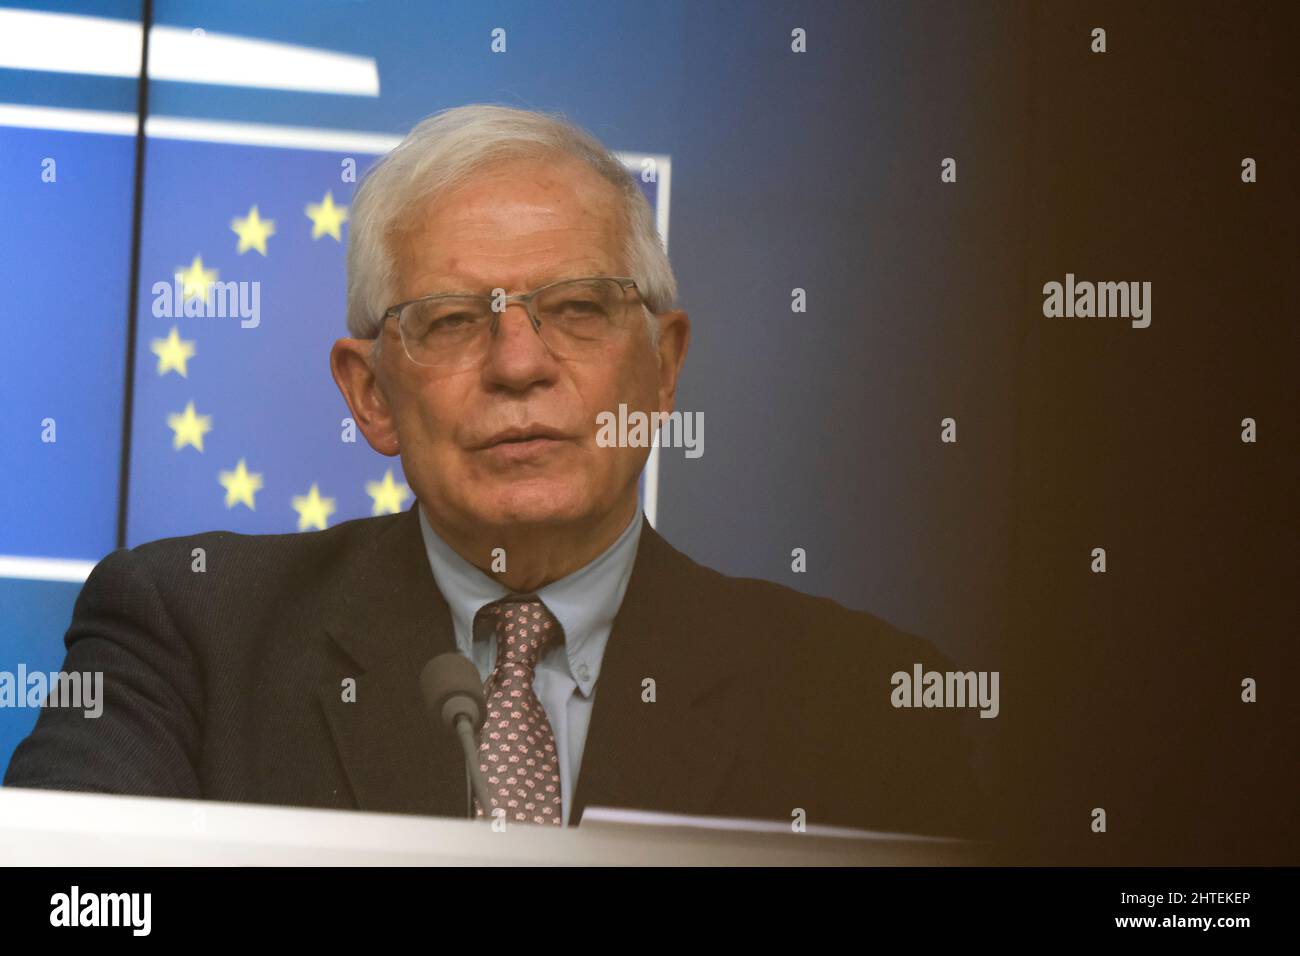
417, 504, 643, 697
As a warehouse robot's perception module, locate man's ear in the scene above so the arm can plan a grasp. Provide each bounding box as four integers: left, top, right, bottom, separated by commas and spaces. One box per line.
654, 309, 690, 413
330, 337, 400, 456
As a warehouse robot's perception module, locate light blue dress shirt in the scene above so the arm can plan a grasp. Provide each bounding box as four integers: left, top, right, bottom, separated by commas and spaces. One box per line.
417, 504, 643, 825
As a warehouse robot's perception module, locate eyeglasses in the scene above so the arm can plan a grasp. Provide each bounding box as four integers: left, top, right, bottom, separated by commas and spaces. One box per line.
380, 276, 644, 370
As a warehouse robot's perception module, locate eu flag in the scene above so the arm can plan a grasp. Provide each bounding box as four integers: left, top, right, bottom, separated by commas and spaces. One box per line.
125, 135, 665, 545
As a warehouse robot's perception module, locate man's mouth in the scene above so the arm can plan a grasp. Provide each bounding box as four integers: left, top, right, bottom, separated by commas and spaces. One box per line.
467, 426, 569, 463
474, 425, 571, 452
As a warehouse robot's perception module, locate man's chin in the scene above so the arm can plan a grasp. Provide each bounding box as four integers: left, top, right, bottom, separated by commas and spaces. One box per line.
460, 483, 592, 530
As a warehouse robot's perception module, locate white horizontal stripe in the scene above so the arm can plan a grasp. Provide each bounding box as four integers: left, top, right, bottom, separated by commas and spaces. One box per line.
0, 104, 399, 153
146, 114, 401, 153
0, 10, 378, 96
148, 25, 379, 97
0, 9, 141, 78
0, 555, 95, 584
0, 103, 137, 136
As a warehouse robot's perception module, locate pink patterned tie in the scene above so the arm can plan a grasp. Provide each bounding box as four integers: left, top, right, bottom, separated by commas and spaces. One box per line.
474, 596, 564, 825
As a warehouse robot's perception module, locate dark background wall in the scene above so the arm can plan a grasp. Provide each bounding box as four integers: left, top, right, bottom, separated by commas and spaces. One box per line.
1002, 1, 1297, 864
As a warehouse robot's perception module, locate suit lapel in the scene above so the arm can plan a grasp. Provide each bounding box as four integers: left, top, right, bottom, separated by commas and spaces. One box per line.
315, 506, 741, 824
572, 519, 741, 823
317, 504, 468, 818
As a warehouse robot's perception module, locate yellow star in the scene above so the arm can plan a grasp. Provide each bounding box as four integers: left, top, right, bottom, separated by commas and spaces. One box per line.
365, 468, 411, 515
231, 205, 276, 255
305, 191, 348, 241
218, 458, 264, 510
292, 483, 336, 531
167, 400, 212, 452
150, 326, 196, 377
176, 255, 217, 302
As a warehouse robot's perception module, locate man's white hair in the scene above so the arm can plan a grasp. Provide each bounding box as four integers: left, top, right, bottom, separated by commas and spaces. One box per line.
346, 104, 676, 342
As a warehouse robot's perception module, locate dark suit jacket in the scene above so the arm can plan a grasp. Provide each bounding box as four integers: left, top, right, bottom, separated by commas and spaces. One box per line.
5, 505, 988, 837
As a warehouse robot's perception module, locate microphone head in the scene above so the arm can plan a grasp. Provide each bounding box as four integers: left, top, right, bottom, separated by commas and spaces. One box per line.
419, 652, 487, 731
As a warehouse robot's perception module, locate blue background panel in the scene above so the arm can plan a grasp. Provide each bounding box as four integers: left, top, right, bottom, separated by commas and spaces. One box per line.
0, 578, 85, 765
0, 125, 134, 560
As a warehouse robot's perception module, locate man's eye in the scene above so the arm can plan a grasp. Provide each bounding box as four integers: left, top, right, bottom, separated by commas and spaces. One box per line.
426, 312, 480, 333
551, 299, 606, 317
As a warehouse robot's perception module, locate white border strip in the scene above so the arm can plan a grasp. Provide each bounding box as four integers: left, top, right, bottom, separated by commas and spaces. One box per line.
612, 152, 673, 248
0, 104, 402, 154
148, 25, 379, 97
612, 152, 671, 528
0, 9, 140, 79
0, 103, 136, 136
0, 10, 379, 96
146, 115, 401, 154
0, 555, 96, 584
643, 440, 662, 529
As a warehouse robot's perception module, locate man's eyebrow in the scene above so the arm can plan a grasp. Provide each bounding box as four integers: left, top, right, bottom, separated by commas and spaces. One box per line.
419, 269, 617, 295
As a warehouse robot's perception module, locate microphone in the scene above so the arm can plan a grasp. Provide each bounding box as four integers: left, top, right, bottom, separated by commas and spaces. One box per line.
419, 653, 494, 821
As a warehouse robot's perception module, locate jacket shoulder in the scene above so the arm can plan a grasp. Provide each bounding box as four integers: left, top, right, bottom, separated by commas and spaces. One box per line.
654, 533, 947, 666
121, 510, 403, 583
78, 511, 408, 632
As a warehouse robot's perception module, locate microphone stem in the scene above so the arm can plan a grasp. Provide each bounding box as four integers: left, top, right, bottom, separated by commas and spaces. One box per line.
454, 715, 494, 821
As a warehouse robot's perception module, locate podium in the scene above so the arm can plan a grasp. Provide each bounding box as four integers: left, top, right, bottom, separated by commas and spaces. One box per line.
0, 787, 984, 865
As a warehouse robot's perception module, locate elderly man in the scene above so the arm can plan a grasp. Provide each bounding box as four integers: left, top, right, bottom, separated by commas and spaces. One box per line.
6, 105, 985, 838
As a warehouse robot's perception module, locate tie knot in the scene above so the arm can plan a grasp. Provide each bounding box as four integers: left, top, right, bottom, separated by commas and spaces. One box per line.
478, 596, 561, 671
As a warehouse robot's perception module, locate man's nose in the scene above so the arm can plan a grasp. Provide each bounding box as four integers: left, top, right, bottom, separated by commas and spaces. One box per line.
481, 301, 557, 388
